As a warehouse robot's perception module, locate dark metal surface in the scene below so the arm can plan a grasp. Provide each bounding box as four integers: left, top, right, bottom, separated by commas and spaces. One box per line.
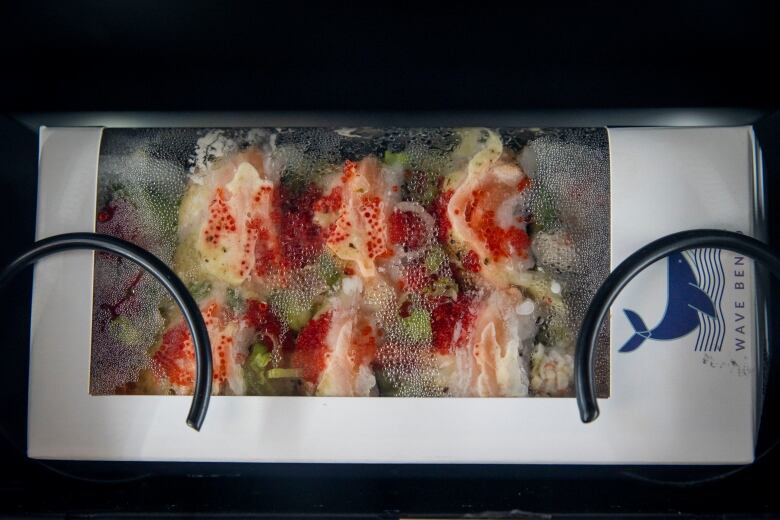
13, 109, 765, 130
3, 2, 778, 113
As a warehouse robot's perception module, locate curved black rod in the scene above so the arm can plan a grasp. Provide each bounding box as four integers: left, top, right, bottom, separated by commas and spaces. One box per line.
0, 232, 212, 431
576, 229, 780, 424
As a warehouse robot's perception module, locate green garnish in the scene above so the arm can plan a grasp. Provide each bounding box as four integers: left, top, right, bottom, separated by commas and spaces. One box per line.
267, 368, 302, 379
385, 147, 444, 206
423, 277, 459, 300
538, 316, 574, 349
383, 150, 409, 167
404, 170, 440, 207
269, 290, 313, 331
248, 343, 272, 371
532, 185, 557, 231
400, 308, 433, 343
244, 343, 275, 395
374, 370, 402, 396
424, 246, 447, 273
187, 280, 212, 300
138, 185, 179, 239
226, 287, 245, 313
316, 253, 343, 288
108, 316, 141, 345
108, 182, 130, 201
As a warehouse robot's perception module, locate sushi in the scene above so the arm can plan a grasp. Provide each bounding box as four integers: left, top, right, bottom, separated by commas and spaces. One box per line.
94, 128, 585, 398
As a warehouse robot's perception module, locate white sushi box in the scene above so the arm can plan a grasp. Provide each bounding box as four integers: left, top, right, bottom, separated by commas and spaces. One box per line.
29, 125, 766, 464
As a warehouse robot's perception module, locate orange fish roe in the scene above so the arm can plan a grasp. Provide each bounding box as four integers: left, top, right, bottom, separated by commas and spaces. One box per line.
214, 334, 233, 385
463, 188, 484, 224
341, 160, 358, 183
508, 226, 530, 254
153, 303, 221, 389
463, 188, 531, 262
203, 188, 237, 245
313, 185, 342, 214
248, 217, 281, 277
315, 160, 390, 268
349, 323, 377, 367
360, 194, 386, 259
153, 322, 195, 387
473, 210, 530, 261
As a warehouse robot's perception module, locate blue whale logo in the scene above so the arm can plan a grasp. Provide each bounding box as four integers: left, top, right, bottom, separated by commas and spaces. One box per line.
620, 252, 717, 352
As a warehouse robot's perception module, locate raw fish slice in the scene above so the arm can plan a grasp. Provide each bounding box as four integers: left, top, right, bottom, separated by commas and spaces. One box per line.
153, 299, 253, 395
443, 129, 535, 287
314, 158, 393, 278
434, 288, 535, 397
291, 276, 378, 396
176, 150, 281, 286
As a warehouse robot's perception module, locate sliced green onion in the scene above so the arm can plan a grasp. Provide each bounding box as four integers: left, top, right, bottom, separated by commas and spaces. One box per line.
267, 368, 302, 379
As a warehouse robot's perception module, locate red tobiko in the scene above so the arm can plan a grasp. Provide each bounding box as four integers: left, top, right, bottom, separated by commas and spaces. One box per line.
388, 209, 427, 250
432, 190, 454, 243
431, 294, 476, 354
277, 184, 324, 270
291, 311, 333, 383
154, 322, 195, 387
244, 299, 294, 349
244, 299, 281, 336
461, 250, 482, 273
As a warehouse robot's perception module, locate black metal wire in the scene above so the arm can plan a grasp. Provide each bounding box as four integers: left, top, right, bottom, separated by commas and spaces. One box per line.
576, 229, 780, 424
0, 232, 212, 431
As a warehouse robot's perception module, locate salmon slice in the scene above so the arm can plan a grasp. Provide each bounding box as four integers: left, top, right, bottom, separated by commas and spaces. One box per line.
434, 288, 536, 397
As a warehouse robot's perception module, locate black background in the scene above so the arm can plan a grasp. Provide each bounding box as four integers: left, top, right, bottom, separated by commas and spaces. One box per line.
2, 1, 780, 517
3, 1, 779, 112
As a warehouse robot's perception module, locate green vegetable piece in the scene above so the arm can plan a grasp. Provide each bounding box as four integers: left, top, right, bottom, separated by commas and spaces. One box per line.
383, 150, 409, 167
244, 366, 268, 395
267, 368, 302, 379
374, 370, 402, 397
400, 308, 433, 343
187, 280, 212, 300
269, 290, 313, 331
138, 186, 179, 239
226, 287, 245, 313
244, 375, 264, 395
539, 316, 574, 349
317, 253, 343, 288
424, 247, 447, 273
424, 277, 459, 300
514, 271, 564, 310
244, 343, 276, 395
248, 343, 272, 371
532, 185, 558, 231
108, 316, 141, 345
404, 169, 441, 207
386, 147, 445, 206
